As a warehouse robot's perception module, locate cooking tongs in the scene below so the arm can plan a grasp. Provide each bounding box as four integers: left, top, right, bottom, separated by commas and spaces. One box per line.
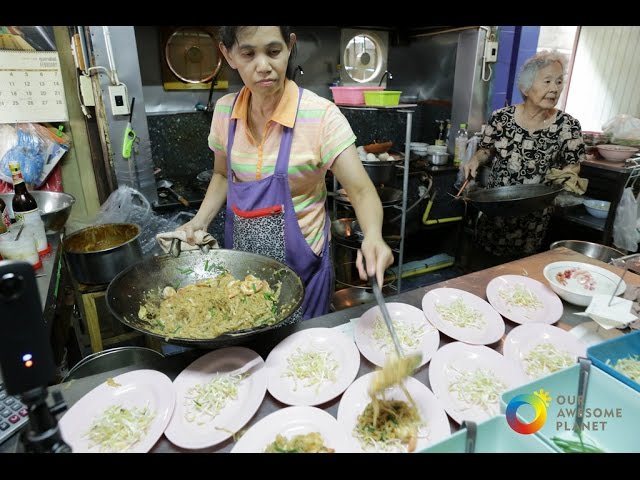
369, 274, 405, 358
168, 237, 212, 258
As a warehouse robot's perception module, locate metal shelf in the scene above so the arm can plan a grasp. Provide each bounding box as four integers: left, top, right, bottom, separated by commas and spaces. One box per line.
334, 106, 414, 293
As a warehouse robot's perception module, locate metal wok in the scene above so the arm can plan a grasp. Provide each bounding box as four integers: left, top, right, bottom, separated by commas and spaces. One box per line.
462, 184, 564, 217
106, 249, 305, 348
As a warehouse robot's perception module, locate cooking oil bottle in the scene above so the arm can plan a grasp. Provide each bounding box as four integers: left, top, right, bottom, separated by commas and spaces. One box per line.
453, 123, 468, 166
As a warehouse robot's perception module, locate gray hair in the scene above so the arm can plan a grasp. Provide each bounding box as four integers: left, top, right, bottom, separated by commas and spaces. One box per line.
518, 50, 567, 98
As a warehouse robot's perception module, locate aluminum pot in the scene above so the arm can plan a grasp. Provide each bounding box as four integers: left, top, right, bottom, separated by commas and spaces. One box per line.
64, 223, 143, 285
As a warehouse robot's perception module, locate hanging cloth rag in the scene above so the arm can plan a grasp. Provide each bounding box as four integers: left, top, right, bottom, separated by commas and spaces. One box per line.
545, 163, 589, 195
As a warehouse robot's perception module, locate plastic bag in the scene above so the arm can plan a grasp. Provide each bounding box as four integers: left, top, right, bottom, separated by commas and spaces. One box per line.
89, 186, 194, 256
602, 114, 640, 147
0, 123, 70, 187
613, 187, 639, 252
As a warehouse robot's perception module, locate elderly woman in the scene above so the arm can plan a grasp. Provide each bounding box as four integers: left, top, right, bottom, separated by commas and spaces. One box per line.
463, 50, 586, 262
179, 26, 393, 320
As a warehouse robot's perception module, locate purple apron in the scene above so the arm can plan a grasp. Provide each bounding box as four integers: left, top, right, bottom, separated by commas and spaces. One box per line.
225, 88, 332, 320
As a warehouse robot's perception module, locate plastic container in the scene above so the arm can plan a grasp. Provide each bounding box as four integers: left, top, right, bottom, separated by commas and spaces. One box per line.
330, 86, 384, 105
23, 213, 50, 255
501, 363, 640, 453
0, 225, 42, 269
363, 90, 402, 107
419, 415, 557, 453
587, 331, 640, 393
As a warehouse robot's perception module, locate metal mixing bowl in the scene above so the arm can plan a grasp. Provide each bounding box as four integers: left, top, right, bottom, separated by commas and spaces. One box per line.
550, 240, 624, 263
1, 191, 75, 233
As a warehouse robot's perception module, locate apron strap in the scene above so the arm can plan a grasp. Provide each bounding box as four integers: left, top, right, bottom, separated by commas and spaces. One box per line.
274, 87, 304, 175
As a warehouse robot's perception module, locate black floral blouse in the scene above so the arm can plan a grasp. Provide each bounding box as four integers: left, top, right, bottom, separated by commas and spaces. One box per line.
475, 105, 586, 257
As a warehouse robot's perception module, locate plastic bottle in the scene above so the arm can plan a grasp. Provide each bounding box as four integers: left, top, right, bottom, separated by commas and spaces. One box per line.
453, 123, 468, 167
23, 213, 49, 255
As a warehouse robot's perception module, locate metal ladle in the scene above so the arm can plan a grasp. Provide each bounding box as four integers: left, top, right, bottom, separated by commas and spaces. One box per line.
157, 179, 190, 207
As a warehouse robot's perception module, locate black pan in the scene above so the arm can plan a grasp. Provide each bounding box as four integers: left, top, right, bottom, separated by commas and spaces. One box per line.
106, 249, 304, 348
463, 184, 564, 217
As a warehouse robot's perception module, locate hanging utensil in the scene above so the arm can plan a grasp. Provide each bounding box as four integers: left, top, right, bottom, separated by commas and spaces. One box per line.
157, 179, 190, 207
122, 97, 136, 160
461, 420, 477, 453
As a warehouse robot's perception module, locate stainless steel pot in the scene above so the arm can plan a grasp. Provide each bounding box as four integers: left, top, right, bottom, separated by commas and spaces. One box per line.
106, 249, 305, 349
361, 158, 402, 185
64, 223, 143, 284
62, 346, 164, 382
427, 152, 449, 165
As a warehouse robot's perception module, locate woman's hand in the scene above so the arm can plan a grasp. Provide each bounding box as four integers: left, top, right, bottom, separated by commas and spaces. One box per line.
462, 156, 481, 179
356, 235, 394, 288
463, 148, 491, 179
177, 217, 210, 245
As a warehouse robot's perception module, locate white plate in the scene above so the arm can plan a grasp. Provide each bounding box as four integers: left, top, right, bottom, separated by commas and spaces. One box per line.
354, 302, 440, 368
265, 328, 360, 406
486, 275, 563, 325
569, 320, 625, 347
503, 323, 587, 379
58, 369, 175, 453
230, 406, 356, 453
337, 372, 451, 453
421, 288, 505, 345
428, 342, 526, 424
164, 347, 267, 450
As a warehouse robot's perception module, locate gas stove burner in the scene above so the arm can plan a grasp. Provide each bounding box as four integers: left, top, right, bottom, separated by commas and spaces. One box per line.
152, 174, 207, 211
196, 169, 213, 184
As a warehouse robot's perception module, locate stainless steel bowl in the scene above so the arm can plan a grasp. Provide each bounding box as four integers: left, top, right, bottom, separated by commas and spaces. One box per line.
550, 240, 624, 263
0, 191, 75, 233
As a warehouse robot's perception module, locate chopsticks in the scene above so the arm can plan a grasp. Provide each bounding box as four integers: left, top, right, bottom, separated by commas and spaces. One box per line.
455, 175, 472, 198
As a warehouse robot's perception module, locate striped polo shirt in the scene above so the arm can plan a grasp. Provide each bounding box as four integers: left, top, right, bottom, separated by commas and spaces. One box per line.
208, 79, 356, 255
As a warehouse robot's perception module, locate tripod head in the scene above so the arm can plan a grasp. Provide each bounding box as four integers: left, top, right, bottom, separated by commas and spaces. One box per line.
0, 260, 71, 453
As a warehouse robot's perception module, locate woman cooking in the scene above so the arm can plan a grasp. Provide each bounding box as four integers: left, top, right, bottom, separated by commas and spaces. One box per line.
179, 26, 394, 320
462, 50, 586, 265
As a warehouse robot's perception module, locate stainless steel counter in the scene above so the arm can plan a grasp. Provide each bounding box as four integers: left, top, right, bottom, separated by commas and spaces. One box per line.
5, 246, 639, 453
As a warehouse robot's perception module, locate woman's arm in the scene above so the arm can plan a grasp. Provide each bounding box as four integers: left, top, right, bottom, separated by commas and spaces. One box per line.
331, 144, 394, 287
178, 154, 228, 243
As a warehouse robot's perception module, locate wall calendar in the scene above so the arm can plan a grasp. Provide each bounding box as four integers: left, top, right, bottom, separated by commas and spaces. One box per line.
0, 50, 69, 123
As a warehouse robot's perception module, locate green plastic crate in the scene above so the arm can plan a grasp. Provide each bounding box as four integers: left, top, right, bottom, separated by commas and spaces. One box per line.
363, 90, 402, 107
501, 363, 640, 453
419, 415, 557, 453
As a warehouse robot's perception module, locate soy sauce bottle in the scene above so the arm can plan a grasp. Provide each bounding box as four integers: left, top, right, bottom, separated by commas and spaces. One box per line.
9, 162, 38, 223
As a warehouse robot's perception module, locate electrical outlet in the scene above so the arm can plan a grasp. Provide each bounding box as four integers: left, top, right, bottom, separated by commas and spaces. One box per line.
108, 84, 130, 116
484, 41, 499, 63
79, 75, 95, 106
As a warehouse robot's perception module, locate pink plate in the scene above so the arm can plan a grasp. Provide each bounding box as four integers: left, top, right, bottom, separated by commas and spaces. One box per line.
486, 275, 563, 325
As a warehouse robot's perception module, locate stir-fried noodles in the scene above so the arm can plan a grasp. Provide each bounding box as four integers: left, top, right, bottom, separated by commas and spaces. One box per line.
265, 432, 335, 453
354, 399, 424, 452
138, 272, 282, 339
